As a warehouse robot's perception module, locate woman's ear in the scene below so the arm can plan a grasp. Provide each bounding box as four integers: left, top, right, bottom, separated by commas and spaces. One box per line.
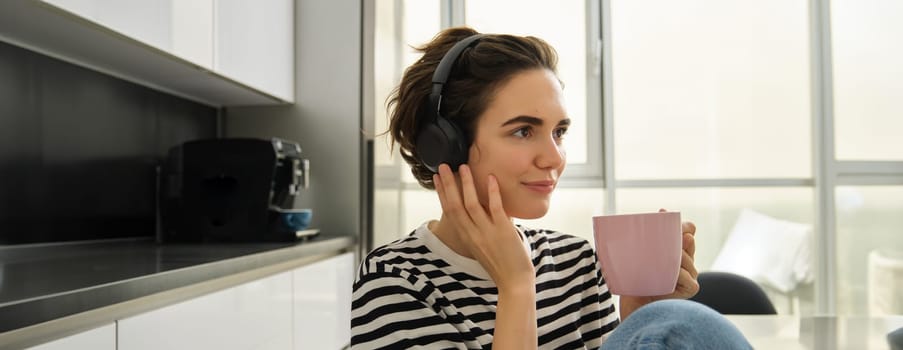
468, 143, 483, 164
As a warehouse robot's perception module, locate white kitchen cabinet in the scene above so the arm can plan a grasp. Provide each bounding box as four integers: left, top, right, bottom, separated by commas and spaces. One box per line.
293, 252, 355, 350
170, 0, 215, 68
27, 323, 116, 350
43, 0, 214, 69
0, 0, 291, 105
43, 0, 176, 59
215, 0, 294, 102
43, 0, 293, 102
117, 271, 293, 350
19, 252, 354, 350
115, 253, 354, 350
41, 0, 215, 70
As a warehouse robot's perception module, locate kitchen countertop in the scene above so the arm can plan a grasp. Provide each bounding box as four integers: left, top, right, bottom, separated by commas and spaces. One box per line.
0, 234, 356, 335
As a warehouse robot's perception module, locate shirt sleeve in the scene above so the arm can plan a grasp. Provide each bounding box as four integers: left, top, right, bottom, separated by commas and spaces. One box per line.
584, 246, 621, 345
351, 267, 482, 349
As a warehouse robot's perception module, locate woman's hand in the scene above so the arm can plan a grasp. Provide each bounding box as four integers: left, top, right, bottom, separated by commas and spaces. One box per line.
663, 218, 700, 299
435, 164, 538, 349
619, 210, 699, 319
433, 164, 534, 291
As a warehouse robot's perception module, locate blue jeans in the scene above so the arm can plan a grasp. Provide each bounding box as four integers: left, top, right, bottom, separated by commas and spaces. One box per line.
601, 299, 752, 350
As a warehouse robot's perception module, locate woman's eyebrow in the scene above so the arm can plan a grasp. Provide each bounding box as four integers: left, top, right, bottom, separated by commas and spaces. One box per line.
501, 115, 542, 126
501, 115, 571, 127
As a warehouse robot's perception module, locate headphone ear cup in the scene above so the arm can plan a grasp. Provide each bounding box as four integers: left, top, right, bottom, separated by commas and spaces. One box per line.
415, 34, 483, 175
415, 116, 468, 173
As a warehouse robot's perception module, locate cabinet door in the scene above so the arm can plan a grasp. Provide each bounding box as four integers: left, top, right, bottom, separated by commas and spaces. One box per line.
293, 252, 355, 350
28, 323, 116, 350
43, 0, 173, 53
43, 0, 214, 69
215, 0, 294, 102
117, 271, 293, 350
169, 0, 215, 68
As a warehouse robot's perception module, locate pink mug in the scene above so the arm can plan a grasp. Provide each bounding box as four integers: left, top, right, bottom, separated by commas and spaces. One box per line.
592, 211, 682, 296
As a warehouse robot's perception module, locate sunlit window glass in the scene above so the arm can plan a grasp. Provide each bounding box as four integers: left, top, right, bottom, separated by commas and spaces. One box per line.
611, 0, 811, 179
835, 186, 903, 316
831, 0, 903, 161
401, 190, 442, 232
373, 0, 441, 245
374, 0, 440, 168
374, 189, 402, 245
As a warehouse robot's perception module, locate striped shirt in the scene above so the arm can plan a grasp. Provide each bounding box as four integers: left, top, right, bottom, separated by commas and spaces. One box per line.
351, 222, 620, 349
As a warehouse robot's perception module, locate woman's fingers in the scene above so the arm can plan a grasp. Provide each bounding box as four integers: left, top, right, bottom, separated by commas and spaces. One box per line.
486, 174, 507, 222
433, 173, 448, 211
683, 232, 696, 259
675, 237, 698, 298
437, 164, 480, 236
675, 268, 700, 296
682, 221, 696, 236
680, 249, 698, 278
437, 164, 464, 216
458, 165, 492, 227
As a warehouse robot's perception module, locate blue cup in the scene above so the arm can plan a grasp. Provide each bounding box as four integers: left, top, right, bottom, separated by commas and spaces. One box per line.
275, 208, 312, 231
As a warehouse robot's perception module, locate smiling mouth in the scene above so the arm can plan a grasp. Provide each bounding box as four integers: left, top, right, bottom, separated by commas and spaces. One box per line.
522, 181, 555, 194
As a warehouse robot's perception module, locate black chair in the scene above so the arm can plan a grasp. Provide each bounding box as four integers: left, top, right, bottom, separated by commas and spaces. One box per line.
689, 271, 778, 315
889, 326, 903, 350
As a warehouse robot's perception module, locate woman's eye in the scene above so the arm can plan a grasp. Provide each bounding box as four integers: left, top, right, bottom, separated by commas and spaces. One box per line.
512, 127, 531, 138
554, 127, 569, 139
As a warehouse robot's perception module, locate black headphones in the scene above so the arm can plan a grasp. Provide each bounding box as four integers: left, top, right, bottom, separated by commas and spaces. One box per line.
415, 34, 486, 173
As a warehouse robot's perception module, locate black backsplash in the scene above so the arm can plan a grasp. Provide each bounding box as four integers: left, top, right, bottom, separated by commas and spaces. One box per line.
0, 40, 216, 244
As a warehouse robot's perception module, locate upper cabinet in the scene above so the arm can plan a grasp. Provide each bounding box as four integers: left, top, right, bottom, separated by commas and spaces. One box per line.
42, 0, 216, 69
0, 0, 293, 106
214, 0, 294, 104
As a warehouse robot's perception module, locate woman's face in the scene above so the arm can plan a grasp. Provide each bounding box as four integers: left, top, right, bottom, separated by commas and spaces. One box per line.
467, 68, 569, 219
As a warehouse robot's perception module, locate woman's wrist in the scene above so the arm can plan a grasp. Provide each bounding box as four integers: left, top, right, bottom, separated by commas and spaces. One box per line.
495, 280, 538, 349
496, 274, 536, 296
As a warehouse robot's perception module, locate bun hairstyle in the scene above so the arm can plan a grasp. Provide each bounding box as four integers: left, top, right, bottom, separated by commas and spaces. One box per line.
387, 27, 559, 189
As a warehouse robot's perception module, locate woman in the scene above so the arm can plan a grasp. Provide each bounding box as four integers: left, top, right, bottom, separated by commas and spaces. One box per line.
352, 27, 751, 349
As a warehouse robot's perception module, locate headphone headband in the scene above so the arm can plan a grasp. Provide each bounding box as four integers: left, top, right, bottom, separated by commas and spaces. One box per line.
428, 34, 486, 120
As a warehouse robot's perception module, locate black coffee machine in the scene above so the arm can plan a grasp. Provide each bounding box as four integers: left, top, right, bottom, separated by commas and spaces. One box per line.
160, 138, 310, 242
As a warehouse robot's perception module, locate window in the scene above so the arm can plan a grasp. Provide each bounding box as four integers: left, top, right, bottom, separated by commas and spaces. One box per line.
832, 0, 903, 161
371, 0, 442, 244
835, 186, 903, 315
612, 0, 811, 179
608, 0, 816, 315
373, 0, 440, 169
830, 0, 903, 315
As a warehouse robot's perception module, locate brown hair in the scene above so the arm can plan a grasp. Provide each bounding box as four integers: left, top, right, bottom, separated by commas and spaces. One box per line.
387, 27, 559, 189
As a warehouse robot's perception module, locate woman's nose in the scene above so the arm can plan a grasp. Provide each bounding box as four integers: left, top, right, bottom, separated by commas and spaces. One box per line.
535, 137, 565, 169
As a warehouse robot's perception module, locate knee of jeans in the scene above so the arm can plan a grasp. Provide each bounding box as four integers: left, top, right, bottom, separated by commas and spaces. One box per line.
632, 299, 722, 323
615, 300, 751, 349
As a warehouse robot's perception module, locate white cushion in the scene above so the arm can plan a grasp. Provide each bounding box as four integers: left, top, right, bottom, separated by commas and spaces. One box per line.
710, 209, 813, 293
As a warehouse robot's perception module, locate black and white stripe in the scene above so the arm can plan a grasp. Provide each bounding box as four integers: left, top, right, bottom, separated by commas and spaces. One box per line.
351, 223, 620, 349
